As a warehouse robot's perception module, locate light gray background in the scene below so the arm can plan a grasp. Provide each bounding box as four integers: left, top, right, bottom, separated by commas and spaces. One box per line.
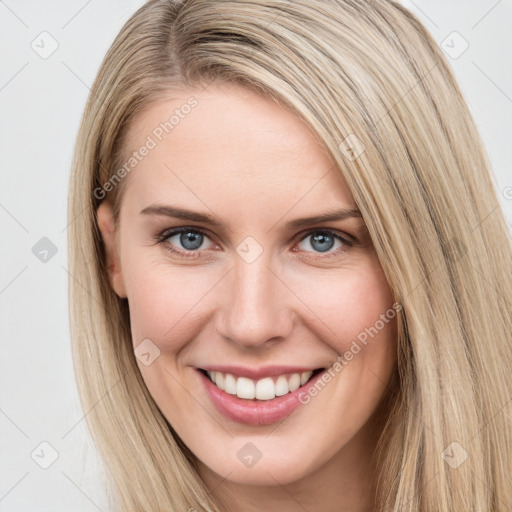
1, 1, 511, 510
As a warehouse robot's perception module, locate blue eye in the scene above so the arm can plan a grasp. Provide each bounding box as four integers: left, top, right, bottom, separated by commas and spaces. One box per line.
156, 227, 352, 259
160, 227, 214, 258
297, 231, 347, 254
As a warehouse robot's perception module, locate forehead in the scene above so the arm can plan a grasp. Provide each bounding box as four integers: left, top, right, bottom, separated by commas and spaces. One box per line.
120, 83, 355, 219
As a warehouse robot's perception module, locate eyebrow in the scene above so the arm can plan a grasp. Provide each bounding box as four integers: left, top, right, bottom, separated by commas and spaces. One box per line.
140, 204, 363, 230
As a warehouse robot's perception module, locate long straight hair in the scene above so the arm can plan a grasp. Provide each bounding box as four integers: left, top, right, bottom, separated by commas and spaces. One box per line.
67, 0, 512, 510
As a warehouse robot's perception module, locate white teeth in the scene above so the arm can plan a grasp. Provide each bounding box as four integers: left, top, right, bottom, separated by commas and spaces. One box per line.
301, 370, 313, 385
214, 371, 225, 391
206, 369, 317, 401
236, 377, 255, 399
224, 374, 237, 394
275, 375, 289, 396
288, 373, 301, 391
255, 377, 275, 400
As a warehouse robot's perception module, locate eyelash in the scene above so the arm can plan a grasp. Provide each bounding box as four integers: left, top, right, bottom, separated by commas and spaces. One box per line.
154, 226, 354, 260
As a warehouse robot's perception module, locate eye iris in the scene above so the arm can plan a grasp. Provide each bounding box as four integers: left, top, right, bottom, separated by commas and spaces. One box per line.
311, 233, 335, 252
180, 231, 203, 250
172, 231, 340, 253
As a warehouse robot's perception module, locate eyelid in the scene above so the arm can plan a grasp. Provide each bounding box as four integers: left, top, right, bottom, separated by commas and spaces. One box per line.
155, 225, 355, 257
293, 227, 355, 245
157, 225, 354, 243
156, 225, 215, 245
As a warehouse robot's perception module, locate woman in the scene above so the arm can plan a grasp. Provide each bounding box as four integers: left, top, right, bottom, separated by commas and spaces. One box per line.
67, 0, 512, 510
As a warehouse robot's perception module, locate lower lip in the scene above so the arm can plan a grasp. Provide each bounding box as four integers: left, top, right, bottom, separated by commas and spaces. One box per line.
197, 368, 325, 426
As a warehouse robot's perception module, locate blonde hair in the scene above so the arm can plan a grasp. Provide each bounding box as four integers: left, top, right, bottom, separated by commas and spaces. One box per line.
67, 0, 512, 510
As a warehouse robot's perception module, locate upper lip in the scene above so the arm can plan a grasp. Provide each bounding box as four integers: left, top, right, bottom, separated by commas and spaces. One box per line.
197, 365, 324, 380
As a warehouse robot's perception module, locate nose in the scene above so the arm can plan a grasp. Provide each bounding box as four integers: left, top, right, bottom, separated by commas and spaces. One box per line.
215, 252, 295, 349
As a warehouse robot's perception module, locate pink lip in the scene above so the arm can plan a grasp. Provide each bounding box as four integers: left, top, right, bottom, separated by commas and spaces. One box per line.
197, 368, 326, 425
199, 364, 322, 380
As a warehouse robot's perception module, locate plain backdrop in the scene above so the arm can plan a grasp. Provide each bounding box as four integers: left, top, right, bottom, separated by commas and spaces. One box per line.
1, 1, 511, 510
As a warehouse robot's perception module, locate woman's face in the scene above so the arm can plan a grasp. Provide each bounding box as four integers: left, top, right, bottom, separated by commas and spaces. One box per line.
97, 83, 398, 490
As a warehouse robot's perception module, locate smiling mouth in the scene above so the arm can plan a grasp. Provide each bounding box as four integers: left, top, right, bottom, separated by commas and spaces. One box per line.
198, 368, 325, 401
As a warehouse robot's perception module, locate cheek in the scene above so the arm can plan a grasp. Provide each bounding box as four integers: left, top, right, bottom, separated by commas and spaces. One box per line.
122, 255, 216, 349
292, 261, 396, 348
290, 261, 399, 406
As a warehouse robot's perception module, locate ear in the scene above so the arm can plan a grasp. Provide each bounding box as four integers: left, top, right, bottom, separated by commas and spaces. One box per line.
96, 201, 127, 298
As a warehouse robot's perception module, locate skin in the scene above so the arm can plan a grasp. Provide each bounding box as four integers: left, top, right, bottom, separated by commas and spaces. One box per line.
97, 83, 398, 512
